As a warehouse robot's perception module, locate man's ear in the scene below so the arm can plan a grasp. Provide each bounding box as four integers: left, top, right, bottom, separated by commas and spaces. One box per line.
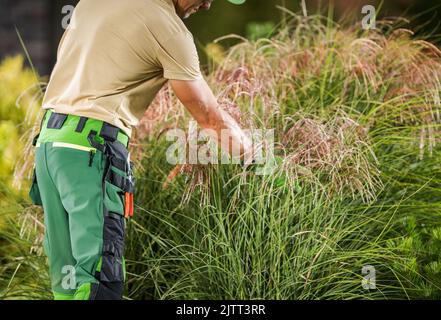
200, 1, 212, 10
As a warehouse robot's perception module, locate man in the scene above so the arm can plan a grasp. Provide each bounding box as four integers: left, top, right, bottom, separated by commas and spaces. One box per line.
28, 0, 251, 300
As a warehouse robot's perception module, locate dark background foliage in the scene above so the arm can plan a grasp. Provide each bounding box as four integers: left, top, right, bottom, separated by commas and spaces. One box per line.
0, 0, 440, 76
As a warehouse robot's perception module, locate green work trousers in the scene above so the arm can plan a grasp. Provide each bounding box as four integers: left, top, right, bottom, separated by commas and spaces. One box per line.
29, 135, 133, 300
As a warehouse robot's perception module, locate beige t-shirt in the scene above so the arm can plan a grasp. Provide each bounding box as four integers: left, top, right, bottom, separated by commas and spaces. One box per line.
42, 0, 202, 137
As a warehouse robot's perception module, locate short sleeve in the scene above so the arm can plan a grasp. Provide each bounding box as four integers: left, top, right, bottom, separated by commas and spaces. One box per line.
155, 32, 203, 81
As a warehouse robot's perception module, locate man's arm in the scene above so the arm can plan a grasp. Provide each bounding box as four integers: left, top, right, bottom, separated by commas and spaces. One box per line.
170, 78, 254, 163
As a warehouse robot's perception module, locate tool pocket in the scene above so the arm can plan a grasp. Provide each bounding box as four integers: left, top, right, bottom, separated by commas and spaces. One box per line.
29, 168, 43, 206
104, 172, 126, 216
103, 153, 135, 219
100, 156, 129, 285
99, 144, 134, 284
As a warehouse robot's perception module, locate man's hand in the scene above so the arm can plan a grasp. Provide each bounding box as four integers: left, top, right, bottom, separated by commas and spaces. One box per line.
170, 78, 254, 163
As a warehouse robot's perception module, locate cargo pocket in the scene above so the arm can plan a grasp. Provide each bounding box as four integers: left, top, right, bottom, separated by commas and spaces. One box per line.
104, 175, 125, 216
103, 156, 135, 219
99, 153, 132, 285
92, 138, 132, 300
29, 168, 43, 206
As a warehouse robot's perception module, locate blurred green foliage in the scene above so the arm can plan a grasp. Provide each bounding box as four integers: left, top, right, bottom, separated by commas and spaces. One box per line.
0, 56, 40, 202
246, 21, 276, 41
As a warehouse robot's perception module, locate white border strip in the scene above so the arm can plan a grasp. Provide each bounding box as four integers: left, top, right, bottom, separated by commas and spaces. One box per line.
52, 142, 96, 152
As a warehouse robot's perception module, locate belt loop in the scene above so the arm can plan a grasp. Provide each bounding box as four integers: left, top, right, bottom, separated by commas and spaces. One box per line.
32, 109, 49, 147
99, 122, 119, 142
87, 130, 106, 153
75, 117, 88, 133
47, 112, 68, 129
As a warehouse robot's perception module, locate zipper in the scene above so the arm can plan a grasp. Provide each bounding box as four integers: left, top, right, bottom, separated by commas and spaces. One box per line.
89, 149, 96, 167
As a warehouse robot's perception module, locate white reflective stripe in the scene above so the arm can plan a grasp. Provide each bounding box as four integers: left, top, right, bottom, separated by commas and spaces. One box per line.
52, 142, 96, 152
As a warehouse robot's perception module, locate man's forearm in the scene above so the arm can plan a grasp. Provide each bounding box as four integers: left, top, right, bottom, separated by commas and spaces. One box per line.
170, 79, 255, 164
183, 98, 254, 163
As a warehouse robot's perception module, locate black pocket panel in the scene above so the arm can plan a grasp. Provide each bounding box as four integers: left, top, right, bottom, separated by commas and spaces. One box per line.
100, 211, 125, 283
